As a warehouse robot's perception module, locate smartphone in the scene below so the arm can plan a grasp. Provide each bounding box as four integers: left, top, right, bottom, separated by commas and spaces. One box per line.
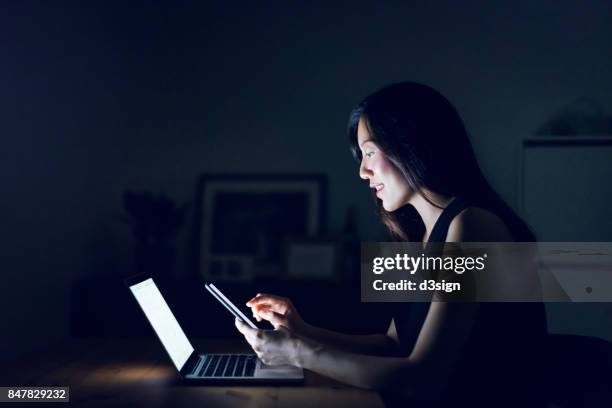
204, 283, 259, 329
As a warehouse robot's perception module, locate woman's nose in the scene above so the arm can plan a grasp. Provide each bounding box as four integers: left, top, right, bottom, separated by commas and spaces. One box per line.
359, 160, 372, 180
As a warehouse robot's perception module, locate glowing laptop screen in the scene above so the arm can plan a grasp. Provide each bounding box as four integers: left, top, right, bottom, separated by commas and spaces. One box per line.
129, 278, 194, 370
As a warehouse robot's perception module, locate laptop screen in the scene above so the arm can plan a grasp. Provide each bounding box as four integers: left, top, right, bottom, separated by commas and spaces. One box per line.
129, 278, 194, 370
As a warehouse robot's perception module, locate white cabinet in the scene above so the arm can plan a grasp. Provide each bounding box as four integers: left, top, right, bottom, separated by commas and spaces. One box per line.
520, 136, 612, 342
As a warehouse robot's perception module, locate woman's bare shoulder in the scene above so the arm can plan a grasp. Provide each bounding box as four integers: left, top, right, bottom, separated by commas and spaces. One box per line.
447, 206, 514, 242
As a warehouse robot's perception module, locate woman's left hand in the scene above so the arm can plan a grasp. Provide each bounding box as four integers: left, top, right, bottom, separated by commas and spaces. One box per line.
234, 318, 300, 366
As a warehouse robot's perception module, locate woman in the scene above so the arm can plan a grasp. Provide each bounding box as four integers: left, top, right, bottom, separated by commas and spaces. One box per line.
235, 82, 547, 406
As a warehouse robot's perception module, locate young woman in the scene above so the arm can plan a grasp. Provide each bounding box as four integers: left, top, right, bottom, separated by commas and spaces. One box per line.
235, 82, 547, 406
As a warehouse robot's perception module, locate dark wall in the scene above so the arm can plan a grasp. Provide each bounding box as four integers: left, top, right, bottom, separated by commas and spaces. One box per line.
2, 1, 611, 360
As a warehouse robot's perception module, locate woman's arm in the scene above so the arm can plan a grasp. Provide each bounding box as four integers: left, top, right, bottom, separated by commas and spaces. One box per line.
248, 294, 400, 356
296, 301, 478, 393
237, 300, 478, 397
297, 337, 417, 392
300, 319, 400, 356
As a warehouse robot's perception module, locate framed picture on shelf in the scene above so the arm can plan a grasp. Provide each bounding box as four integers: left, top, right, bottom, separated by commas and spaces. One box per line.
195, 174, 327, 281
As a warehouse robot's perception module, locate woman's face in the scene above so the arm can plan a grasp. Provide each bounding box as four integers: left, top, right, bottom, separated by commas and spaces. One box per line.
357, 117, 413, 211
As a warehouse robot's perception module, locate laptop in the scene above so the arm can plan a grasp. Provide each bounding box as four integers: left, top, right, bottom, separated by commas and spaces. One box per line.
125, 273, 304, 383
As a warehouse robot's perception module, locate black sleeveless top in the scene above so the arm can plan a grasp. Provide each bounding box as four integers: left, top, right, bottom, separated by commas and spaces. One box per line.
391, 198, 547, 406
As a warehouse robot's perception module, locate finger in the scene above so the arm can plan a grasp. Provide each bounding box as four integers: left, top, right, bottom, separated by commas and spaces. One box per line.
246, 294, 287, 308
234, 318, 258, 343
234, 318, 247, 333
252, 301, 287, 316
259, 309, 289, 328
248, 293, 285, 305
253, 304, 272, 315
245, 293, 263, 306
251, 304, 274, 322
249, 304, 267, 322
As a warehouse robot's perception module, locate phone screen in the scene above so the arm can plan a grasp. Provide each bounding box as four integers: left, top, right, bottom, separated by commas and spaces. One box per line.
205, 283, 258, 329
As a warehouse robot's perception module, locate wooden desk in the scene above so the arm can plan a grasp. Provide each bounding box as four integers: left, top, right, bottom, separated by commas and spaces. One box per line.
0, 338, 385, 407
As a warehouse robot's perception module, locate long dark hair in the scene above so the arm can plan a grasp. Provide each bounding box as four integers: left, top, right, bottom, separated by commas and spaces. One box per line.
348, 82, 535, 242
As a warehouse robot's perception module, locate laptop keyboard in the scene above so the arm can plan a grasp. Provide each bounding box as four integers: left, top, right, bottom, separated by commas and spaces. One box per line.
194, 354, 257, 378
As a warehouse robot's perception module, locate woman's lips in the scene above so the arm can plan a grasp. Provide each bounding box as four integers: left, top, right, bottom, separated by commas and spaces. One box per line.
372, 184, 384, 197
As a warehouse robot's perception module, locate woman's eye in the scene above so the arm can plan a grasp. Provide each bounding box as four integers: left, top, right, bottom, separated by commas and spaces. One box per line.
365, 151, 375, 158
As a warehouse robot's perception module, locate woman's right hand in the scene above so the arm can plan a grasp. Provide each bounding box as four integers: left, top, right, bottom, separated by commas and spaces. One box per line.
246, 293, 309, 336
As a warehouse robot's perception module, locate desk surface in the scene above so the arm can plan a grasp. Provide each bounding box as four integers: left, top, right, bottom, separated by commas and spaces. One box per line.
0, 338, 384, 408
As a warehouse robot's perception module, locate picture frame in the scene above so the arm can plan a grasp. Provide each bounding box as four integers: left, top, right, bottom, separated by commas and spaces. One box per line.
194, 174, 327, 281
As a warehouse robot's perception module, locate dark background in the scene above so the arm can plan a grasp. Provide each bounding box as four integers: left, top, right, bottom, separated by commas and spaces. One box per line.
1, 0, 611, 362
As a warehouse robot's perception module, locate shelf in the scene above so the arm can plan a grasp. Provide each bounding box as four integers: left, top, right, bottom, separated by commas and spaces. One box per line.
523, 135, 612, 147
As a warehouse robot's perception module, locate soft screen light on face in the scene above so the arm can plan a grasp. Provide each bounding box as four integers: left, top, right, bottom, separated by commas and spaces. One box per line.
129, 278, 194, 370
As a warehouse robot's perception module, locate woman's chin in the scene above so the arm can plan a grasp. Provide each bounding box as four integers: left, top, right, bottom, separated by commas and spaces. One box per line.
382, 200, 399, 212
